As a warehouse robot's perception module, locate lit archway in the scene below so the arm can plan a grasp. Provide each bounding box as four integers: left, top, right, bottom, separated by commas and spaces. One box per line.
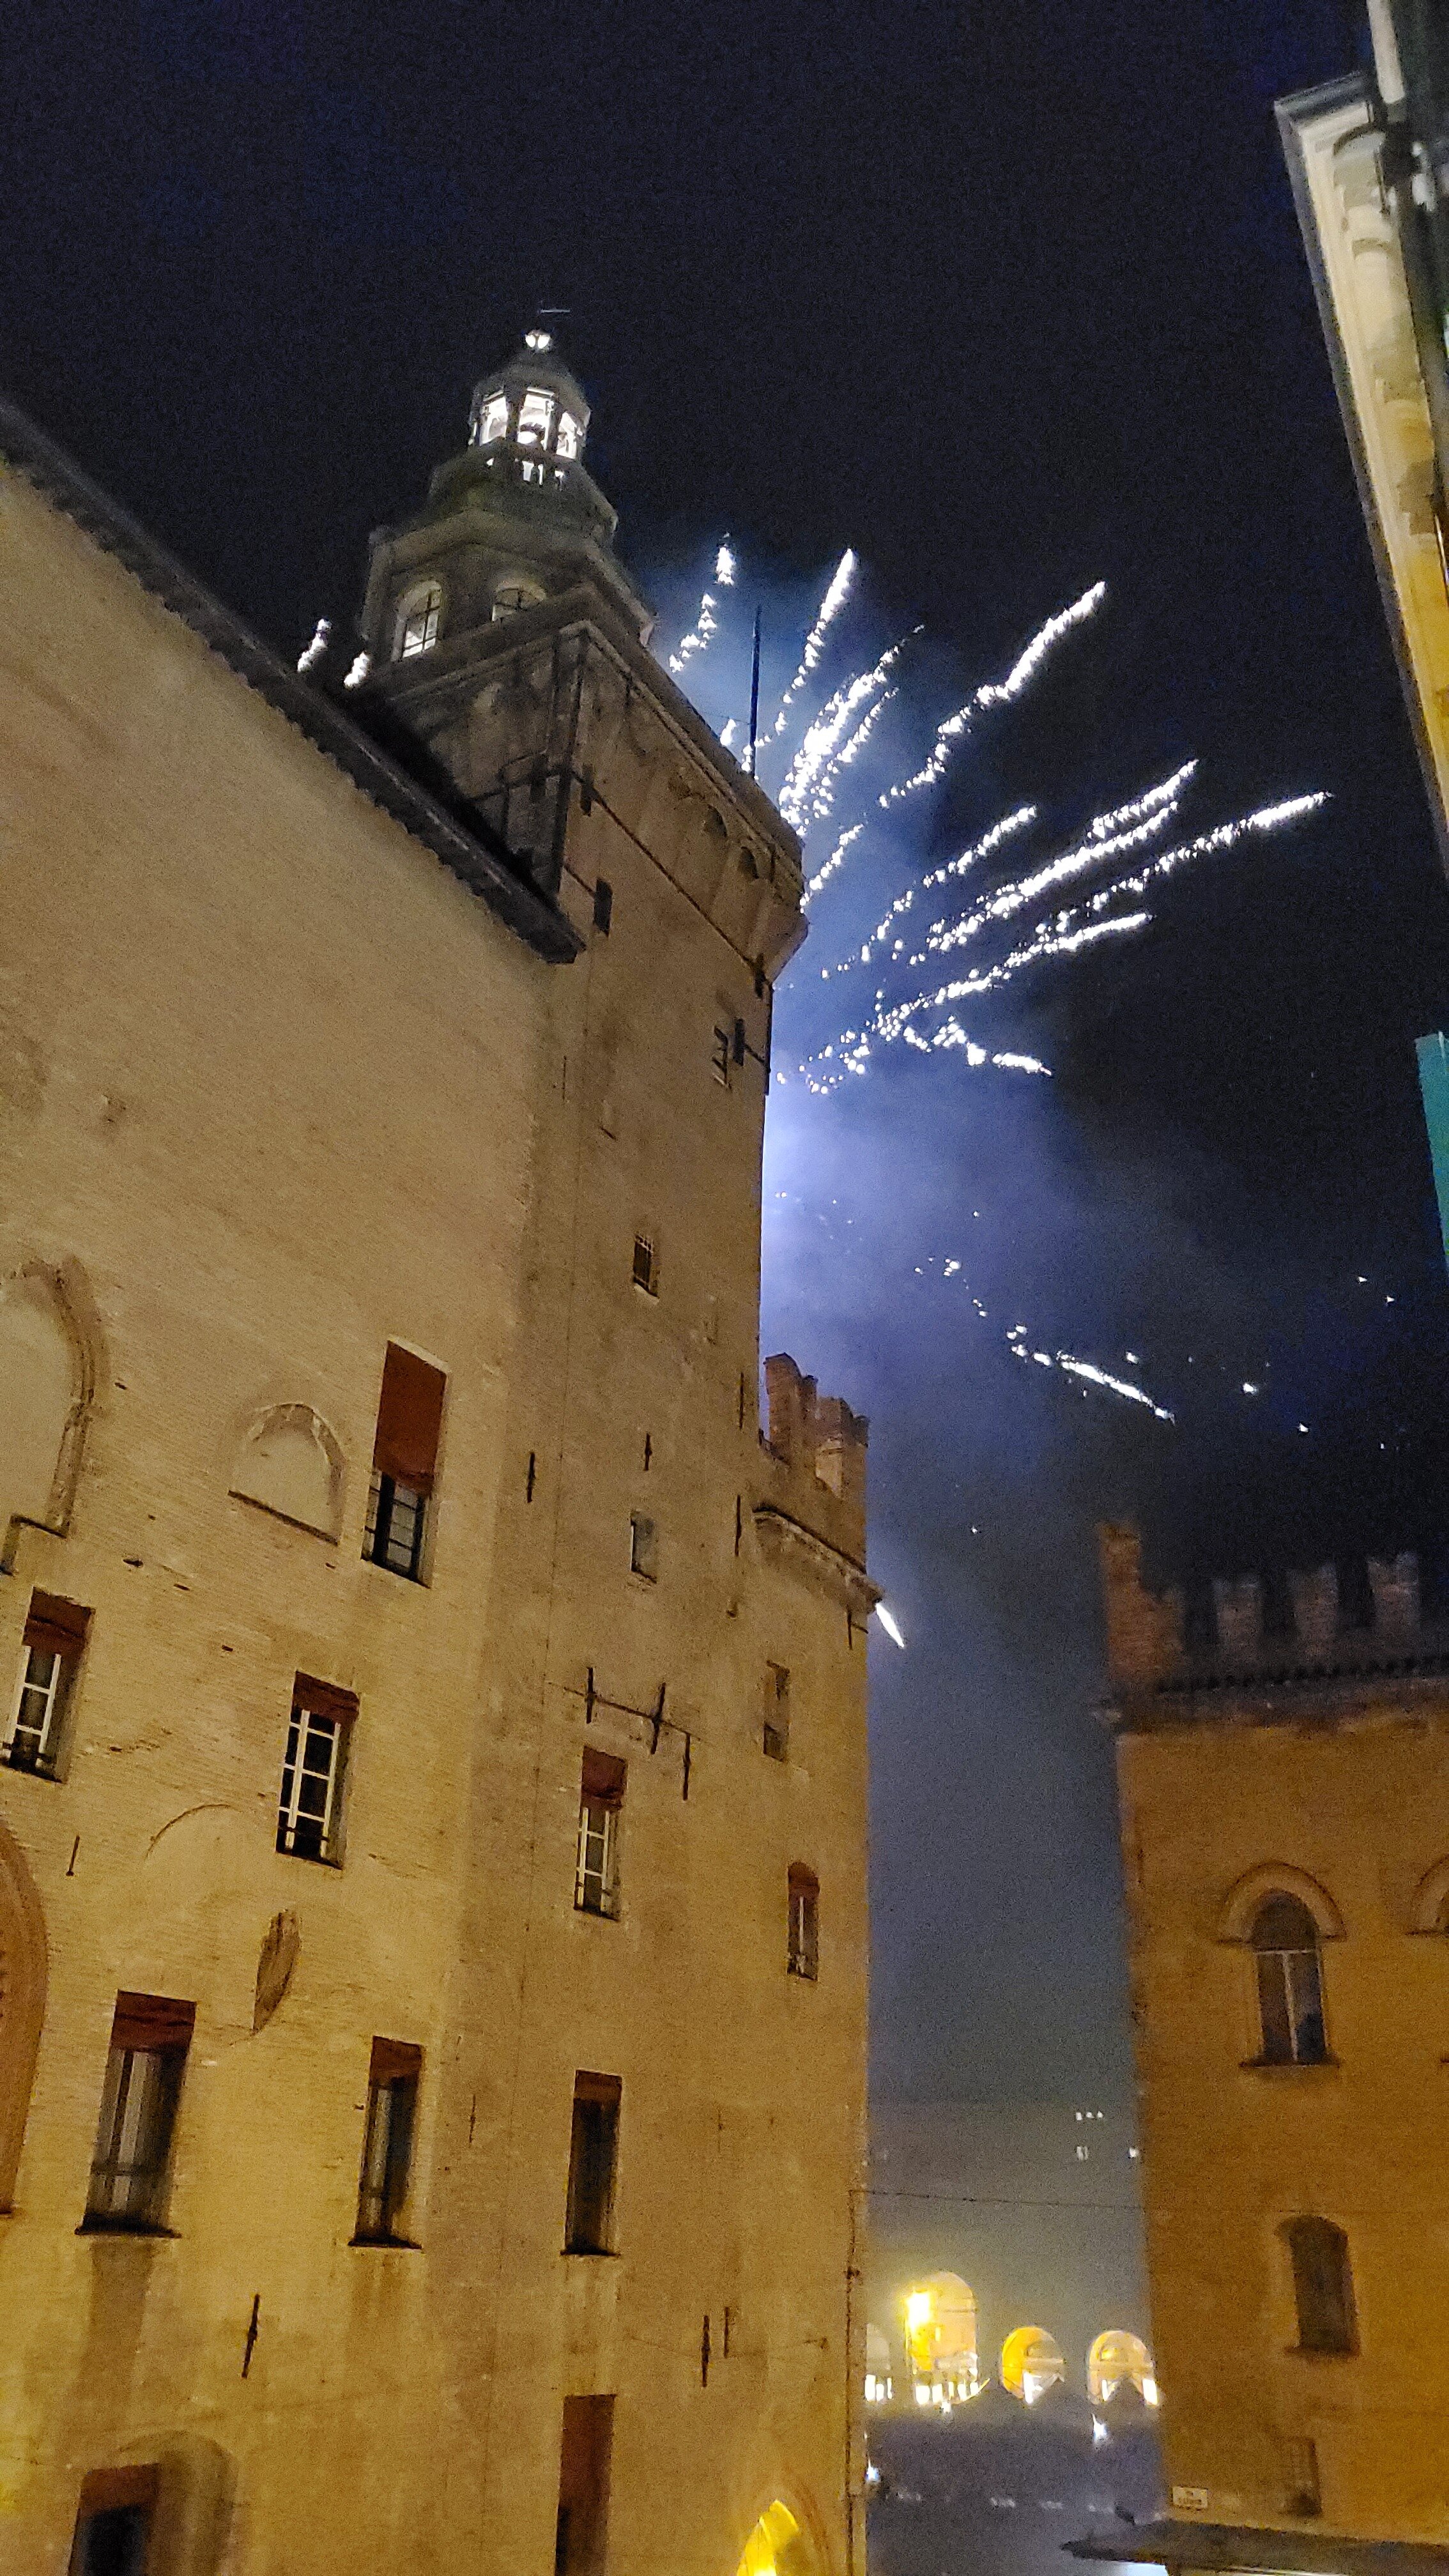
1087, 2329, 1156, 2406
736, 2503, 812, 2576
1000, 2325, 1064, 2404
902, 2272, 979, 2400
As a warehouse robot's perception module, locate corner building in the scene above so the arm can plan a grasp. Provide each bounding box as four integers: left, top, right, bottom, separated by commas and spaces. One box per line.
0, 336, 872, 2576
1081, 1526, 1449, 2576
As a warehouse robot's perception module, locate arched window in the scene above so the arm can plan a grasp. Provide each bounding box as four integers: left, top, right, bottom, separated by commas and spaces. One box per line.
394, 581, 442, 661
1252, 1892, 1328, 2064
1284, 2216, 1356, 2354
787, 1865, 818, 1980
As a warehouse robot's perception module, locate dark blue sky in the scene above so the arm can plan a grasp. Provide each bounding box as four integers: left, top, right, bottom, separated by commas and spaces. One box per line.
6, 0, 1448, 2103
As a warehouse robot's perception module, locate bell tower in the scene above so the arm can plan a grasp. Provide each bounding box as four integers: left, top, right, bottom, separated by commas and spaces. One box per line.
353, 328, 804, 967
358, 326, 652, 681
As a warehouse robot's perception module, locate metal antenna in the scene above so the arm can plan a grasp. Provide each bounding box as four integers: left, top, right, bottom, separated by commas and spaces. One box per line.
747, 607, 762, 777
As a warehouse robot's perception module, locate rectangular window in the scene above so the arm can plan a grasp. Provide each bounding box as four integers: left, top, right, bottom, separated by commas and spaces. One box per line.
629, 1514, 657, 1583
5, 1591, 88, 1777
556, 2395, 614, 2576
277, 1675, 356, 1864
763, 1663, 790, 1761
365, 1344, 446, 1581
712, 1025, 732, 1085
1285, 2436, 1321, 2518
70, 2468, 158, 2576
593, 878, 613, 935
355, 2037, 422, 2245
84, 1994, 194, 2232
576, 1751, 625, 1917
788, 1866, 819, 1981
565, 2072, 620, 2254
631, 1234, 657, 1294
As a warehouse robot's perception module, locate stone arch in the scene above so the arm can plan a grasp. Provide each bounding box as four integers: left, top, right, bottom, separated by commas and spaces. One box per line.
1087, 2329, 1154, 2406
903, 2272, 978, 2388
1409, 1856, 1449, 1933
0, 1259, 101, 1545
735, 2501, 815, 2576
0, 1816, 47, 2210
1216, 1862, 1345, 1943
1000, 2325, 1064, 2403
229, 1404, 345, 1540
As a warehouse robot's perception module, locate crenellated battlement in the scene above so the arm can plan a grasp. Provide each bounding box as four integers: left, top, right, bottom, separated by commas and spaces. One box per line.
755, 1354, 873, 1606
1099, 1523, 1449, 1719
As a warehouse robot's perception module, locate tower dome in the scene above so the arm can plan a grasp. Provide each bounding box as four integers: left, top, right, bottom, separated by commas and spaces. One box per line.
466, 326, 592, 479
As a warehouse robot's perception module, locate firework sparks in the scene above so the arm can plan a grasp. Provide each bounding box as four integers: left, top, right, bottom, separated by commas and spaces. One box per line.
668, 540, 735, 673
772, 550, 857, 735
881, 581, 1107, 802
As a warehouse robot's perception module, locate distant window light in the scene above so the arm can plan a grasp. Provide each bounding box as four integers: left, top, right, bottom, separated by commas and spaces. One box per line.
556, 411, 583, 460
519, 388, 556, 445
565, 2072, 621, 2253
493, 579, 546, 621
632, 1235, 657, 1295
355, 2038, 421, 2245
395, 581, 442, 661
525, 328, 553, 352
1075, 2143, 1089, 2161
712, 1025, 732, 1085
593, 878, 613, 935
477, 391, 510, 445
576, 1749, 625, 1917
277, 1676, 355, 1865
5, 1591, 88, 1777
763, 1663, 790, 1761
788, 1864, 819, 1980
521, 459, 547, 484
83, 1994, 195, 2233
1252, 1892, 1328, 2065
629, 1513, 657, 1583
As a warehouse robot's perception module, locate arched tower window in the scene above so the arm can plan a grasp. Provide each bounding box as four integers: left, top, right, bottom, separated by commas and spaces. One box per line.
394, 581, 443, 661
1251, 1892, 1328, 2065
0, 1818, 47, 2210
1284, 2216, 1356, 2354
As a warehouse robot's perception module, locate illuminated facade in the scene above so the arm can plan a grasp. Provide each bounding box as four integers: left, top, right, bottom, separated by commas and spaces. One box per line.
1090, 1524, 1449, 2572
0, 338, 871, 2576
1278, 10, 1449, 870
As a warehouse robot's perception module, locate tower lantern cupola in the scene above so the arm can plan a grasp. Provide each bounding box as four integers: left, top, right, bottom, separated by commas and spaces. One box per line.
467, 328, 592, 486
356, 324, 652, 684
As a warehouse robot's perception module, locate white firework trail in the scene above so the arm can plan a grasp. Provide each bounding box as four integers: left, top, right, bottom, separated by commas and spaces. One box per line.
881, 580, 1108, 802
772, 549, 857, 735
806, 821, 866, 905
912, 769, 1193, 966
667, 539, 735, 674
777, 635, 912, 833
825, 805, 1039, 979
1008, 1329, 1175, 1424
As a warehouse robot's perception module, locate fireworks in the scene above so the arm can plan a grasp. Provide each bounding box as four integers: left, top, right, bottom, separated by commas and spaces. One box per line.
657, 538, 1328, 1436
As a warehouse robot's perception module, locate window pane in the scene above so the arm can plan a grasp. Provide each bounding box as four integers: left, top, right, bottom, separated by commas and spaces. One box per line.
1287, 1949, 1327, 2062
556, 412, 582, 460
1256, 1951, 1294, 2062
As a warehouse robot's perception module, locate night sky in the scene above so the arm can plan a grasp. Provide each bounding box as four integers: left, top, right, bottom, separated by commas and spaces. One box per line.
6, 0, 1448, 2107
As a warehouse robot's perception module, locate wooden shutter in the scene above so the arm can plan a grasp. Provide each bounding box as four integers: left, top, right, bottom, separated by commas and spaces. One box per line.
75, 2464, 160, 2515
371, 1346, 446, 1491
574, 2069, 622, 2107
293, 1673, 358, 1728
369, 2036, 422, 2085
24, 1591, 89, 1657
112, 1993, 195, 2053
581, 1750, 625, 1808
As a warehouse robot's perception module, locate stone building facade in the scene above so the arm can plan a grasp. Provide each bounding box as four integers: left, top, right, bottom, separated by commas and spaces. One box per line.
0, 335, 872, 2576
1083, 1525, 1449, 2575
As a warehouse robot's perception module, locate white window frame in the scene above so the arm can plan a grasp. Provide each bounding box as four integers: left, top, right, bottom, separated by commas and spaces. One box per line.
395, 581, 442, 661
518, 388, 556, 446
576, 1795, 619, 1917
477, 391, 509, 445
277, 1699, 346, 1863
556, 411, 582, 459
5, 1640, 73, 1775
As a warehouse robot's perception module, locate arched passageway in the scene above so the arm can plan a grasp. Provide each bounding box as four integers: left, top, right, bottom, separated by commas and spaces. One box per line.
1000, 2325, 1064, 2404
1087, 2329, 1156, 2406
736, 2503, 812, 2576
